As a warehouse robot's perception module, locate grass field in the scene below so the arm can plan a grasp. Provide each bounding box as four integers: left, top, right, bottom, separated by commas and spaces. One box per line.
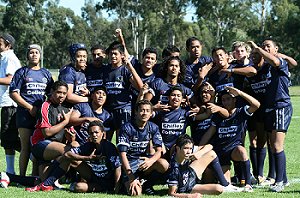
0, 87, 300, 197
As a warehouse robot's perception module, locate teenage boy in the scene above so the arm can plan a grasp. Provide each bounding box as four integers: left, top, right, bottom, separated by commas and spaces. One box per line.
117, 100, 169, 196
0, 33, 21, 174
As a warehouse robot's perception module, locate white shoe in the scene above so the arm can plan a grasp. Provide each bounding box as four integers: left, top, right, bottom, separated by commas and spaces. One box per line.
270, 182, 284, 192
223, 184, 243, 192
0, 172, 10, 188
259, 177, 275, 187
243, 185, 254, 192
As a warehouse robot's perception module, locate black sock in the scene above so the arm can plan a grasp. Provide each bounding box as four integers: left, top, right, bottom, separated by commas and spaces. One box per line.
249, 146, 257, 177
210, 157, 229, 186
274, 151, 285, 183
267, 145, 275, 179
233, 161, 242, 181
6, 172, 40, 187
256, 147, 266, 177
241, 160, 251, 185
43, 166, 66, 186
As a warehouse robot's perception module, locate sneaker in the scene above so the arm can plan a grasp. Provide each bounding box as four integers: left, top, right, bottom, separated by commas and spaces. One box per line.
223, 184, 244, 192
270, 181, 284, 192
143, 186, 156, 195
25, 183, 54, 192
250, 175, 258, 185
243, 184, 253, 192
260, 177, 275, 187
231, 176, 239, 186
0, 172, 10, 188
283, 181, 290, 187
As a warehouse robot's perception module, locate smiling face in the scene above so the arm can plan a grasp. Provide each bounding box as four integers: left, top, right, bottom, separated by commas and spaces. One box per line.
91, 89, 107, 107
142, 52, 157, 69
88, 125, 104, 144
200, 86, 215, 104
75, 49, 87, 70
169, 89, 183, 108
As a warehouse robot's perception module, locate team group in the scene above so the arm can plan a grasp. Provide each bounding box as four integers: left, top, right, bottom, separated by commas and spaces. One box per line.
0, 28, 294, 196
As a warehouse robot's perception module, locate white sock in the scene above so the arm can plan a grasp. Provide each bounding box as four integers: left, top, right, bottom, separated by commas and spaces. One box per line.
6, 155, 15, 174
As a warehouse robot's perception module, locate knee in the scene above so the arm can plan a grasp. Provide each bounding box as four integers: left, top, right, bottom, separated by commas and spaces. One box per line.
156, 158, 169, 172
208, 150, 217, 159
236, 146, 248, 161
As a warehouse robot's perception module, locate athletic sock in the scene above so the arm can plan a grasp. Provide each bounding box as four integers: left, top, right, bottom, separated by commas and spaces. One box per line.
283, 152, 288, 183
233, 161, 242, 181
6, 172, 40, 187
249, 146, 257, 177
143, 170, 164, 189
256, 147, 266, 177
267, 145, 275, 179
210, 157, 229, 186
241, 160, 251, 185
5, 155, 15, 174
43, 166, 66, 186
274, 151, 285, 183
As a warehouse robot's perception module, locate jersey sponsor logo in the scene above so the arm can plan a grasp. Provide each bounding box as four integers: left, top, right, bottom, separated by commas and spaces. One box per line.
75, 83, 87, 93
116, 76, 123, 82
216, 83, 234, 92
162, 123, 184, 130
87, 79, 103, 86
218, 133, 237, 139
250, 80, 270, 91
105, 82, 124, 89
42, 77, 48, 83
159, 95, 169, 104
26, 82, 47, 90
218, 126, 238, 134
130, 141, 149, 148
161, 130, 182, 135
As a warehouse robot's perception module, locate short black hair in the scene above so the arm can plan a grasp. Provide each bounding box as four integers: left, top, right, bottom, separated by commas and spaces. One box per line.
106, 41, 125, 54
176, 134, 194, 149
162, 45, 180, 59
51, 81, 68, 92
186, 37, 202, 49
167, 85, 183, 96
211, 47, 227, 56
88, 120, 105, 132
91, 86, 107, 95
135, 99, 153, 113
91, 44, 106, 52
142, 47, 158, 58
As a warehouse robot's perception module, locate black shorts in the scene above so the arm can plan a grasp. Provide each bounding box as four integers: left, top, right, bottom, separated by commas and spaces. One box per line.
0, 106, 20, 150
265, 105, 293, 132
31, 140, 51, 164
247, 107, 265, 132
16, 107, 36, 129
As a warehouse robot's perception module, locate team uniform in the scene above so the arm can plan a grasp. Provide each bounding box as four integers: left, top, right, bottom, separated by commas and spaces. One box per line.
117, 121, 162, 175
9, 66, 53, 129
73, 102, 114, 145
190, 115, 212, 146
30, 100, 70, 162
264, 58, 292, 132
102, 64, 133, 129
58, 63, 86, 96
184, 56, 213, 89
149, 78, 193, 105
0, 49, 21, 150
70, 140, 121, 192
153, 107, 190, 151
85, 63, 107, 92
211, 106, 252, 165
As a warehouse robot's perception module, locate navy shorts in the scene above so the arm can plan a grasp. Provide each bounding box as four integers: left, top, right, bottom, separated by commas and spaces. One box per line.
216, 148, 235, 166
16, 107, 36, 129
122, 159, 145, 182
111, 108, 131, 130
31, 139, 51, 162
247, 107, 265, 132
265, 105, 293, 132
1, 106, 20, 150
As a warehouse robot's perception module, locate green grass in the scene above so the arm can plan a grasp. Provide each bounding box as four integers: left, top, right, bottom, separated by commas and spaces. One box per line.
1, 91, 300, 197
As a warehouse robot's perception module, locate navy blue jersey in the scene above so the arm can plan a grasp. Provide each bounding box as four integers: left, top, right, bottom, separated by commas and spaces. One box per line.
246, 64, 271, 104
154, 107, 190, 149
85, 63, 107, 92
9, 66, 53, 106
74, 102, 113, 145
117, 121, 162, 161
71, 140, 121, 190
167, 154, 197, 193
265, 58, 291, 109
211, 106, 252, 152
58, 64, 86, 95
190, 116, 212, 145
149, 78, 193, 105
102, 64, 133, 110
184, 56, 213, 88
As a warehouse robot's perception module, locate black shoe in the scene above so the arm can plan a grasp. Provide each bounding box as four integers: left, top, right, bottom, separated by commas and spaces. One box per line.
143, 186, 156, 195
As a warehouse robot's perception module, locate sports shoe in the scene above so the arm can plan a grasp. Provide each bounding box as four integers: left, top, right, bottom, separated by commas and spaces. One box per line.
283, 181, 290, 187
260, 177, 275, 186
243, 184, 253, 192
223, 184, 243, 192
270, 181, 284, 192
250, 175, 258, 185
0, 172, 10, 188
25, 183, 54, 192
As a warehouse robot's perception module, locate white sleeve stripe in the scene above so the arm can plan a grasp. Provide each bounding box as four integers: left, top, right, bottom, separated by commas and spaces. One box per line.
244, 105, 253, 116
117, 142, 130, 147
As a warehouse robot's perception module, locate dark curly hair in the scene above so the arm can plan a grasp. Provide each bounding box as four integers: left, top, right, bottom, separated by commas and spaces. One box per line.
158, 56, 186, 83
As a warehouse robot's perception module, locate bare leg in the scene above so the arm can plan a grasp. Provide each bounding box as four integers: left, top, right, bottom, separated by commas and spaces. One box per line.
18, 128, 33, 176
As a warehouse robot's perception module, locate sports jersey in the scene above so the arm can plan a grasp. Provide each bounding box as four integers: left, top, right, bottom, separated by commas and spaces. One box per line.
117, 121, 162, 161
31, 100, 70, 145
154, 107, 190, 149
9, 66, 53, 107
149, 78, 193, 105
0, 49, 21, 107
184, 56, 213, 88
58, 64, 86, 95
71, 140, 121, 191
102, 64, 133, 111
167, 153, 198, 193
73, 102, 113, 145
190, 116, 212, 145
264, 58, 291, 109
211, 106, 252, 153
85, 63, 107, 92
